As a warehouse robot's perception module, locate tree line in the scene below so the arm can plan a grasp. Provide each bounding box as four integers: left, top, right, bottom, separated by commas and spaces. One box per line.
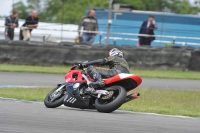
13, 0, 200, 24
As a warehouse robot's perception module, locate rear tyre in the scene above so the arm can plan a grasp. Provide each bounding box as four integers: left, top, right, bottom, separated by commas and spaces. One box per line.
95, 86, 126, 113
44, 85, 66, 108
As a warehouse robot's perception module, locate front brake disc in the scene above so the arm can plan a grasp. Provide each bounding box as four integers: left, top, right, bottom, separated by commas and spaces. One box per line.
50, 90, 63, 101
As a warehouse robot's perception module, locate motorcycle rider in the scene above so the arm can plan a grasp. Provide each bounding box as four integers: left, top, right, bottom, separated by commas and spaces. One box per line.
79, 48, 130, 93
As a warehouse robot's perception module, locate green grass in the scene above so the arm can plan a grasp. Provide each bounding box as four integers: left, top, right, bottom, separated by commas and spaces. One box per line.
0, 88, 50, 101
0, 64, 71, 74
120, 89, 200, 117
131, 69, 200, 80
0, 88, 199, 117
0, 63, 200, 80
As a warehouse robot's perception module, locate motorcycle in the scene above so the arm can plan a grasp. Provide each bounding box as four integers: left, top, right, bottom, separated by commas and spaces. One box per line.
44, 64, 142, 113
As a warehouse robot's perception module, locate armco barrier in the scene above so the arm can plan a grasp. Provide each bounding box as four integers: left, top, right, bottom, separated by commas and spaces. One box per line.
188, 49, 200, 71
0, 41, 199, 71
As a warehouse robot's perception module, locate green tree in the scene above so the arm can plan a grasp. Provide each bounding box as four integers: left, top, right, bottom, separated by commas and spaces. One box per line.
114, 0, 169, 11
14, 1, 29, 18
114, 0, 200, 13
13, 0, 200, 24
167, 0, 199, 14
13, 0, 109, 23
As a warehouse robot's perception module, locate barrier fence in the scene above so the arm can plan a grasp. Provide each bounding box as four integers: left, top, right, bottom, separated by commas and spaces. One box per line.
0, 42, 200, 71
1, 23, 200, 48
1, 0, 200, 47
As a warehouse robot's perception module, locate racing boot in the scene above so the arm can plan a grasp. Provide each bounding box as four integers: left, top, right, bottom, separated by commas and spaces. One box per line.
86, 80, 105, 95
89, 79, 105, 89
86, 76, 105, 94
88, 69, 105, 89
86, 66, 105, 94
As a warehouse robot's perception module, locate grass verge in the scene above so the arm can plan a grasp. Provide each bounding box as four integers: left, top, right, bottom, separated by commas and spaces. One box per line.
0, 64, 200, 80
121, 89, 200, 117
0, 88, 199, 117
0, 64, 71, 74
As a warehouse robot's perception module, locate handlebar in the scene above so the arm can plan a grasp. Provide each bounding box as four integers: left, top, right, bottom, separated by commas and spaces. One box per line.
73, 63, 88, 70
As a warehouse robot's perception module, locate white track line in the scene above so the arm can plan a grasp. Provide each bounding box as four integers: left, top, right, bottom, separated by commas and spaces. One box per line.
115, 110, 199, 119
0, 85, 51, 88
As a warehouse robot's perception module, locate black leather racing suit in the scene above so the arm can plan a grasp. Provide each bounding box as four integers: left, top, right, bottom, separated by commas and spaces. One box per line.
85, 56, 130, 81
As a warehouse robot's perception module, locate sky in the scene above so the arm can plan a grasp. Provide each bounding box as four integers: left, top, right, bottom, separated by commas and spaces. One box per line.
0, 0, 199, 16
1, 0, 26, 16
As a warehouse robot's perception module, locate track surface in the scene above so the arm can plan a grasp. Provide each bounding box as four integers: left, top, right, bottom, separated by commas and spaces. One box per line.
0, 72, 200, 133
0, 72, 199, 90
0, 99, 200, 133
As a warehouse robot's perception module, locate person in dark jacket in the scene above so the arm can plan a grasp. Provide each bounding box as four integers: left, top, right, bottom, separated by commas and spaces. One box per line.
4, 10, 19, 40
78, 9, 98, 44
138, 15, 157, 46
79, 48, 129, 93
19, 10, 39, 41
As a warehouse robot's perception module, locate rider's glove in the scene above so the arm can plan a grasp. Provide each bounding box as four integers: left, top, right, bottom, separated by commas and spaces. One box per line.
77, 63, 87, 69
82, 63, 88, 68
77, 63, 83, 69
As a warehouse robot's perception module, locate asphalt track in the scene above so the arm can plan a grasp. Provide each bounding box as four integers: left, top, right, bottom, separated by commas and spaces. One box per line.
0, 72, 200, 133
0, 99, 200, 133
0, 72, 199, 90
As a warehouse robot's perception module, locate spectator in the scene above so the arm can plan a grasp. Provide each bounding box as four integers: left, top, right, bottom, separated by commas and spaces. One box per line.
19, 10, 39, 41
4, 10, 19, 40
138, 15, 157, 46
78, 9, 98, 44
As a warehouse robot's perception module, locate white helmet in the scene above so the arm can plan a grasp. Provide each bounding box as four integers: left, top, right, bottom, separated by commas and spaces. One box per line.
108, 48, 123, 58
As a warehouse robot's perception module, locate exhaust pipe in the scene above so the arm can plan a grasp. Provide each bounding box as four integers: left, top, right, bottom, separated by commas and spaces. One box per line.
125, 92, 140, 103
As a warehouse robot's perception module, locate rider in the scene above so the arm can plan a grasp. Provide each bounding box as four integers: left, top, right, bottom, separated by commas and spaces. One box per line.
80, 48, 130, 93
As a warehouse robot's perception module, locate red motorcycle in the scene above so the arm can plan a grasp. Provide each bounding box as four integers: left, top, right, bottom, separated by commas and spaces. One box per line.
44, 64, 142, 113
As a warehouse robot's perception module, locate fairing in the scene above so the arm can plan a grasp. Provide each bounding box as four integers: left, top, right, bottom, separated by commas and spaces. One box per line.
65, 70, 85, 83
63, 82, 90, 109
103, 73, 142, 88
65, 67, 142, 92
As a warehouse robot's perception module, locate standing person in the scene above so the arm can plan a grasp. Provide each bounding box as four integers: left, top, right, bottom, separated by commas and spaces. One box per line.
78, 9, 98, 44
4, 10, 19, 40
19, 10, 39, 41
138, 15, 157, 46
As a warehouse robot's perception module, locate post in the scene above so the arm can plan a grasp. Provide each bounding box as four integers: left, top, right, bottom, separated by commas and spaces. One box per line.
61, 0, 64, 42
114, 39, 116, 45
13, 0, 14, 11
99, 33, 102, 44
173, 37, 176, 45
106, 0, 113, 45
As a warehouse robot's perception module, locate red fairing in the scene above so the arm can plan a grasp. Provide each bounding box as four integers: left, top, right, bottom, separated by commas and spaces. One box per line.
103, 75, 121, 84
103, 74, 142, 86
131, 74, 142, 86
64, 67, 142, 88
64, 70, 84, 83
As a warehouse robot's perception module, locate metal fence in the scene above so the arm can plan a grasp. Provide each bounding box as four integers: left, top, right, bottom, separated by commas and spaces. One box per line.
1, 0, 200, 47
0, 0, 78, 42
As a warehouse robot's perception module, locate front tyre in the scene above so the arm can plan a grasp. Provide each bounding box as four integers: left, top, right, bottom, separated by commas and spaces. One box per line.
44, 85, 66, 108
95, 86, 126, 113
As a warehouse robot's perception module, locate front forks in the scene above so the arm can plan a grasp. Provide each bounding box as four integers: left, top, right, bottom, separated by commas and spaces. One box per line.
50, 84, 65, 101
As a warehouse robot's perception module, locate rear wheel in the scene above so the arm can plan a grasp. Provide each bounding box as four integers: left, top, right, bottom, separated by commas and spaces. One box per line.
95, 86, 126, 113
44, 85, 66, 108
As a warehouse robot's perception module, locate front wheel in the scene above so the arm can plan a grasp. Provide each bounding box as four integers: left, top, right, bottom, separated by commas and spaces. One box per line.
44, 85, 66, 108
95, 86, 126, 113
